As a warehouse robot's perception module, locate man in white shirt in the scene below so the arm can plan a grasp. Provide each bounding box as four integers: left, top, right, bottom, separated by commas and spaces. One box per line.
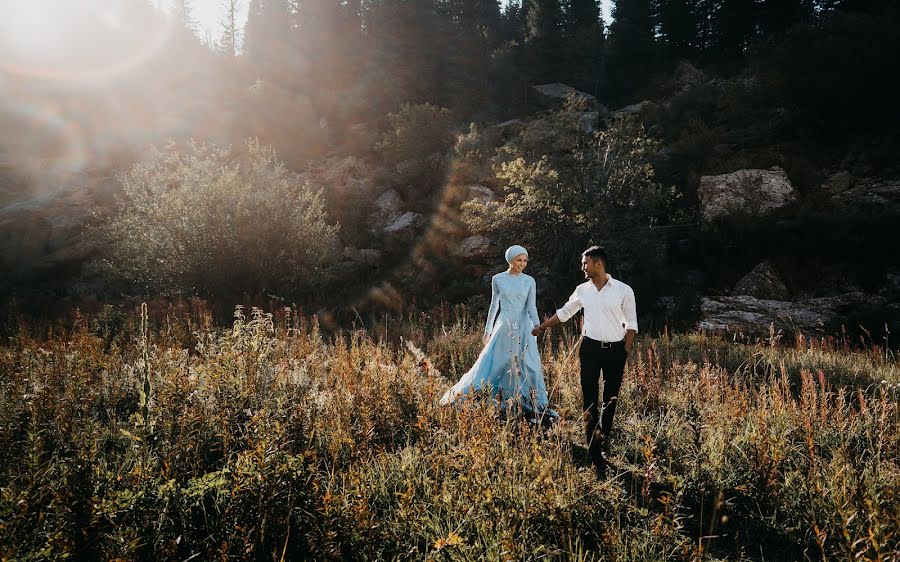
532, 245, 637, 478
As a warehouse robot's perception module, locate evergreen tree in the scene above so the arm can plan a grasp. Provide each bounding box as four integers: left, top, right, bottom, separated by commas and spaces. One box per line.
656, 0, 696, 59
366, 0, 448, 106
497, 0, 528, 42
715, 0, 758, 59
564, 0, 605, 93
606, 0, 656, 101
758, 0, 813, 37
244, 0, 295, 83
444, 0, 502, 113
219, 0, 242, 57
172, 0, 198, 32
524, 0, 564, 83
691, 0, 717, 54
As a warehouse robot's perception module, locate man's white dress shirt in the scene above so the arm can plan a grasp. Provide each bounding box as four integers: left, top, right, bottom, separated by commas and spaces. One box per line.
555, 275, 638, 342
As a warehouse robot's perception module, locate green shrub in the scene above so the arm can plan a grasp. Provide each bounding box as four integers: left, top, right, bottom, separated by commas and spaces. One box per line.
463, 100, 672, 289
376, 103, 455, 200
91, 139, 338, 298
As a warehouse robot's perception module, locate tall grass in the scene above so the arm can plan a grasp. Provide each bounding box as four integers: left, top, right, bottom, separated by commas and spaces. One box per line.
0, 303, 897, 561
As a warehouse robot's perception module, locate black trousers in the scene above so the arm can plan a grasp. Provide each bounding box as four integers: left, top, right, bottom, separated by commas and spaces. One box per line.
579, 337, 627, 468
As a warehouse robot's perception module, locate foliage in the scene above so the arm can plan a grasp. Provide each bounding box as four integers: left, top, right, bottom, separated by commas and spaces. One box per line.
376, 102, 456, 200
0, 304, 898, 560
463, 100, 672, 288
91, 139, 338, 299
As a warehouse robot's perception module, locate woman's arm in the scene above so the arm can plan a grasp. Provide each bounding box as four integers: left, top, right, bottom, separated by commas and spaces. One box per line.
526, 277, 539, 328
484, 275, 501, 339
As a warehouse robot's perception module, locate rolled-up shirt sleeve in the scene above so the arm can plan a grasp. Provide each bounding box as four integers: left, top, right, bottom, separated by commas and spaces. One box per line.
555, 287, 583, 322
623, 286, 638, 332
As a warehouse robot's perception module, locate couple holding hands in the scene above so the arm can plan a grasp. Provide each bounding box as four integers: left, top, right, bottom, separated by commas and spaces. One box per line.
440, 244, 638, 479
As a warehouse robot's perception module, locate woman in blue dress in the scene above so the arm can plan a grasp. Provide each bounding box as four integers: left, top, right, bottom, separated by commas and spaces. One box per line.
441, 245, 557, 420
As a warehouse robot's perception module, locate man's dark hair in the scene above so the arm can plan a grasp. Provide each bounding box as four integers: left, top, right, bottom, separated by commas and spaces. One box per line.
582, 245, 608, 268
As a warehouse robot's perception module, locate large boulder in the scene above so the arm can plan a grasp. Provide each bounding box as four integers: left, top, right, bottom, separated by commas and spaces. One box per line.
698, 166, 797, 221
831, 177, 900, 213
699, 292, 885, 336
343, 247, 383, 267
0, 178, 116, 280
880, 269, 900, 300
453, 235, 495, 261
579, 112, 600, 134
383, 211, 425, 238
732, 261, 790, 301
671, 60, 707, 94
532, 83, 602, 111
369, 189, 404, 232
466, 185, 497, 205
612, 100, 660, 120
491, 119, 525, 139
820, 170, 855, 195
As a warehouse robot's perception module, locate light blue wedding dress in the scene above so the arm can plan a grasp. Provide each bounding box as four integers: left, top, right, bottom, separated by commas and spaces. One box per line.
441, 271, 557, 419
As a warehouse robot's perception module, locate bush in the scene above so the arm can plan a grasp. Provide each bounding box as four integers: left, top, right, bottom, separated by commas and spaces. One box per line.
463, 100, 672, 290
92, 139, 338, 298
376, 103, 455, 200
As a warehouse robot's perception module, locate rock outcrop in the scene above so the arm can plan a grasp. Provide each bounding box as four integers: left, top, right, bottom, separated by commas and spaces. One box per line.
698, 166, 797, 221
732, 261, 790, 301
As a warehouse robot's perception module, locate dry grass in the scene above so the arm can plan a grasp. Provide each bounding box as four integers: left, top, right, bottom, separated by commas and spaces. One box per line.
0, 303, 897, 561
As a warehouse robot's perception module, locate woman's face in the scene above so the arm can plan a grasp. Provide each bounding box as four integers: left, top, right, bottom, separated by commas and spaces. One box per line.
509, 253, 528, 274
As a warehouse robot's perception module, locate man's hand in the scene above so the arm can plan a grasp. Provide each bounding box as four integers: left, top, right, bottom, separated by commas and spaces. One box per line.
624, 329, 636, 356
531, 325, 543, 337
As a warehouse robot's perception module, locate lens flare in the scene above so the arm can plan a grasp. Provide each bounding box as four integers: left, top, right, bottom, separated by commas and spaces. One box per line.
0, 0, 175, 83
1, 100, 88, 178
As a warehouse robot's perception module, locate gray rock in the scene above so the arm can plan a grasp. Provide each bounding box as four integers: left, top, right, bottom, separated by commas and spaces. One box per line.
369, 189, 404, 231
466, 185, 497, 204
732, 261, 790, 301
700, 292, 885, 336
384, 212, 425, 236
0, 179, 115, 277
832, 178, 900, 210
698, 166, 797, 221
453, 235, 495, 260
579, 112, 600, 133
821, 171, 855, 195
612, 100, 660, 120
671, 60, 707, 93
532, 83, 599, 109
880, 269, 900, 300
343, 247, 383, 266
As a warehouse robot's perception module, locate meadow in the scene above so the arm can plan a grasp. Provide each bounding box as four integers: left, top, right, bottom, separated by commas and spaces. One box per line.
0, 302, 897, 561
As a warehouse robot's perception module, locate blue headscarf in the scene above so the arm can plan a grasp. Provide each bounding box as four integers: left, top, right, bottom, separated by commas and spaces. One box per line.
505, 245, 528, 264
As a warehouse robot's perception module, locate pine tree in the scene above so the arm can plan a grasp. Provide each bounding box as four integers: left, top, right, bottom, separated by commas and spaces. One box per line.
443, 0, 502, 113
220, 0, 242, 57
716, 0, 758, 58
172, 0, 198, 32
524, 0, 564, 83
244, 0, 294, 82
758, 0, 813, 37
366, 0, 449, 106
606, 0, 656, 101
656, 0, 696, 59
564, 0, 604, 93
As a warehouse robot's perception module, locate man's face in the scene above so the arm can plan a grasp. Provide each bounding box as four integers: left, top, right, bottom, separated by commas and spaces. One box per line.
581, 256, 602, 279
